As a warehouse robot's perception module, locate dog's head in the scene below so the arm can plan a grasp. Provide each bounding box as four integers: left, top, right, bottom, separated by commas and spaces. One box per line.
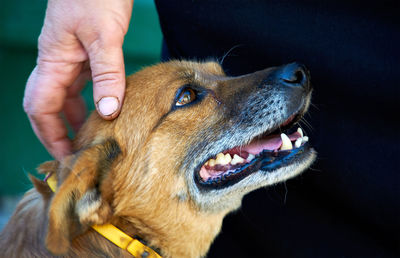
40, 60, 316, 256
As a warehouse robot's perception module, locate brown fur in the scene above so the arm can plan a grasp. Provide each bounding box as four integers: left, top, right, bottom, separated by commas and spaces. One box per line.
0, 60, 315, 257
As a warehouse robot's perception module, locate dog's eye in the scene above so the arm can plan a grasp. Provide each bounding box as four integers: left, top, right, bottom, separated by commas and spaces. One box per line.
176, 88, 196, 106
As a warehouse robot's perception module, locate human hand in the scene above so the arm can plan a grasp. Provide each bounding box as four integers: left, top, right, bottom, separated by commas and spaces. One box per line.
23, 0, 134, 160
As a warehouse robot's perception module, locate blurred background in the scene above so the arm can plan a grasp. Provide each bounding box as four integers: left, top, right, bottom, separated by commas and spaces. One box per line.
0, 0, 162, 229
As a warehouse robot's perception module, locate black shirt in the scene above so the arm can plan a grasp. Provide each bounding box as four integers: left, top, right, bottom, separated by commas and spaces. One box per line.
155, 0, 400, 256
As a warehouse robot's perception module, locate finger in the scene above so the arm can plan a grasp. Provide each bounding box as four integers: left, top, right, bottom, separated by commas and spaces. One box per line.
64, 95, 86, 133
24, 62, 82, 160
85, 38, 126, 120
28, 112, 72, 161
63, 66, 91, 132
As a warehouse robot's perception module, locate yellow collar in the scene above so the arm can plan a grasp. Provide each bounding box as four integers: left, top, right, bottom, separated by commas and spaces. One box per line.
45, 173, 161, 258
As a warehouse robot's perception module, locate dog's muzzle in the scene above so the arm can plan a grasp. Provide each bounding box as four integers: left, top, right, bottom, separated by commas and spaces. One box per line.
193, 63, 314, 189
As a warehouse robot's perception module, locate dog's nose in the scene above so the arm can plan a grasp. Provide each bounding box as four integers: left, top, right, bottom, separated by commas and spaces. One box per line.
278, 63, 310, 90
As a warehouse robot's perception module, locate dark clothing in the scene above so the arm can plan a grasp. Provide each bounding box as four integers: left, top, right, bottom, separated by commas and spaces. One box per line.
155, 0, 400, 257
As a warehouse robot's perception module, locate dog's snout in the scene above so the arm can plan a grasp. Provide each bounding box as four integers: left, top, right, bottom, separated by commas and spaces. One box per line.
278, 62, 310, 90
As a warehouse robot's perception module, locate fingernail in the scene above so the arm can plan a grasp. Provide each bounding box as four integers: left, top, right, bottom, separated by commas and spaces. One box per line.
98, 97, 119, 116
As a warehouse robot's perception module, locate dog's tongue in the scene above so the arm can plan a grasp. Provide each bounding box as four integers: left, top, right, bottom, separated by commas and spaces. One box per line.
239, 131, 301, 155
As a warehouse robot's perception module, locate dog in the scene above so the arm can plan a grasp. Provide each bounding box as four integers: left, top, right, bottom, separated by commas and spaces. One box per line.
0, 60, 316, 257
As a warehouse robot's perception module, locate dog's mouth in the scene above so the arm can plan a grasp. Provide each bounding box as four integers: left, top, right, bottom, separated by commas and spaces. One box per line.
195, 112, 311, 189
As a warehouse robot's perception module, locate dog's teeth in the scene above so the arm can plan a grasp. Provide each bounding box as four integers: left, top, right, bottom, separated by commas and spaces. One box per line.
215, 153, 225, 164
215, 153, 230, 165
225, 153, 232, 163
294, 138, 302, 148
216, 153, 225, 159
208, 158, 216, 167
247, 154, 255, 162
297, 127, 303, 137
280, 133, 293, 150
231, 154, 245, 165
302, 136, 309, 142
204, 160, 209, 166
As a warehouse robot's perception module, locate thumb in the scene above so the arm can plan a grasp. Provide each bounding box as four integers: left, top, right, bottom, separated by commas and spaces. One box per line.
87, 39, 126, 120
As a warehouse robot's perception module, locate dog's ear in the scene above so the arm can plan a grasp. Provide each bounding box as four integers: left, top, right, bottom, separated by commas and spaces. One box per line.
37, 160, 60, 174
29, 161, 61, 199
45, 138, 121, 255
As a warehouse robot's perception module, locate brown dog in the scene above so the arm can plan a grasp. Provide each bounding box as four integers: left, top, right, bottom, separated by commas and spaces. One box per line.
0, 60, 316, 257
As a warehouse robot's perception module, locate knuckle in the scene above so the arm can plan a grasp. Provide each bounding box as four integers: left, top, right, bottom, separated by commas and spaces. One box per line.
37, 32, 52, 51
86, 26, 124, 51
92, 71, 122, 88
22, 99, 31, 114
22, 92, 34, 115
37, 33, 45, 47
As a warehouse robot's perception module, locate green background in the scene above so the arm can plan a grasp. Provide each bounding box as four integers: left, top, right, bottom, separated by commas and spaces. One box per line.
0, 0, 162, 195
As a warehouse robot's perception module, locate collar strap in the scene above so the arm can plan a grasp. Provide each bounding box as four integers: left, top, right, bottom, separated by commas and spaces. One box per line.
45, 172, 161, 258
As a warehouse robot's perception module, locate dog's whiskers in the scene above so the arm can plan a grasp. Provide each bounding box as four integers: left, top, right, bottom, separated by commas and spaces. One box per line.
218, 44, 243, 65
307, 165, 323, 173
282, 182, 288, 204
310, 102, 320, 111
299, 118, 313, 132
